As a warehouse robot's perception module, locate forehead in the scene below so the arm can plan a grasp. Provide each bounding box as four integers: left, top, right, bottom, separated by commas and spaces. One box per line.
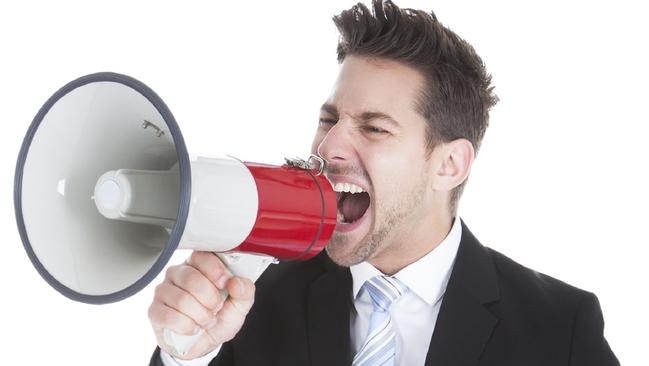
325, 55, 426, 116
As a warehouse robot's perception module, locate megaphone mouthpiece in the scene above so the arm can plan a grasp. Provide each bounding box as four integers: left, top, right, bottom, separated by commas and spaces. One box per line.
94, 169, 180, 228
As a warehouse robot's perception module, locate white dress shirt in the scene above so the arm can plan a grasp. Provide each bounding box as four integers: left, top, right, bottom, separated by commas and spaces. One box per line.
162, 218, 462, 366
349, 217, 462, 365
161, 346, 221, 366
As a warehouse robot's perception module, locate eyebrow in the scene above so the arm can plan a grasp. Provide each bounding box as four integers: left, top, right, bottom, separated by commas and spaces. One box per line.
320, 103, 401, 128
320, 103, 338, 117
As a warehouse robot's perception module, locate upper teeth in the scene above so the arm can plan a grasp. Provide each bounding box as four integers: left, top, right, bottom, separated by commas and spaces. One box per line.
333, 182, 365, 194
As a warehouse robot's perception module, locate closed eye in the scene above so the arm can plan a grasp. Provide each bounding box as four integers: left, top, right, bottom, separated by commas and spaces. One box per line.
362, 126, 389, 134
319, 118, 337, 126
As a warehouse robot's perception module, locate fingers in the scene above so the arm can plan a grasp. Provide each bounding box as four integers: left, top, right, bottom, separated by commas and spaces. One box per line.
165, 264, 222, 311
150, 252, 230, 336
185, 251, 231, 288
148, 301, 200, 336
154, 281, 218, 330
149, 251, 258, 353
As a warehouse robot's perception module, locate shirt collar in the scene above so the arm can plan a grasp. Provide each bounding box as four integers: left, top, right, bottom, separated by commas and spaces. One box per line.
349, 217, 462, 306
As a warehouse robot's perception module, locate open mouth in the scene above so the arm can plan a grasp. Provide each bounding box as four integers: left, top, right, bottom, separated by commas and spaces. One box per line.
335, 184, 371, 224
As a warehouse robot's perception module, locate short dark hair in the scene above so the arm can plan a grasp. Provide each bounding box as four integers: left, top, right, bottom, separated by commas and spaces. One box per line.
333, 0, 498, 215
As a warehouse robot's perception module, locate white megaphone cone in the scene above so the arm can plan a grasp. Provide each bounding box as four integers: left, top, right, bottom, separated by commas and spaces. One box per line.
14, 72, 337, 356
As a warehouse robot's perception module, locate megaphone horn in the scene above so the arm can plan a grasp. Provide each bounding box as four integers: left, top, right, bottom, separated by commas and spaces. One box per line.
14, 72, 337, 355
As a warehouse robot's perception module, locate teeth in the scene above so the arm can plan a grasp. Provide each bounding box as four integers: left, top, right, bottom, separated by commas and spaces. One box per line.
333, 182, 365, 194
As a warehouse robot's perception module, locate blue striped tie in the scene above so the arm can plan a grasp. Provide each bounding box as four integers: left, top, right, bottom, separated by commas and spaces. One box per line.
352, 275, 409, 366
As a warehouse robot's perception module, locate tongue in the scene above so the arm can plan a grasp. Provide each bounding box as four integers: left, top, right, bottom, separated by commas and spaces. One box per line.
341, 192, 370, 223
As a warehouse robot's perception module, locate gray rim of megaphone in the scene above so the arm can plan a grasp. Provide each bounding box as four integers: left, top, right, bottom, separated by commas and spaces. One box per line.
13, 72, 191, 304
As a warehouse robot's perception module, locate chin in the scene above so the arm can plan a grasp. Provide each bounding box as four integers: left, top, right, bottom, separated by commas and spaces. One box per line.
325, 204, 380, 266
325, 233, 380, 267
325, 239, 360, 267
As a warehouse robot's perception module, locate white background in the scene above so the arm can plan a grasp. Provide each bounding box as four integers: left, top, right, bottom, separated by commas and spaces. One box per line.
1, 0, 647, 364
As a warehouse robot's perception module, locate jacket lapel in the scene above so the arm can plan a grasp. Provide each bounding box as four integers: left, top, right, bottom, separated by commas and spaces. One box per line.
306, 257, 353, 366
425, 221, 500, 366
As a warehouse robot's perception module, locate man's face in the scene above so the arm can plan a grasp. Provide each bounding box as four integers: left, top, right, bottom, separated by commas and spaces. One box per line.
311, 55, 438, 267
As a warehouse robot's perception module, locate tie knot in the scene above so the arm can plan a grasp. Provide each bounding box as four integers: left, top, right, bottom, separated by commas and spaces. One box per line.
363, 275, 409, 312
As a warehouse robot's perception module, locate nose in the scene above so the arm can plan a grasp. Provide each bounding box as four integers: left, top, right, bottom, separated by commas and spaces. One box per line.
316, 121, 355, 164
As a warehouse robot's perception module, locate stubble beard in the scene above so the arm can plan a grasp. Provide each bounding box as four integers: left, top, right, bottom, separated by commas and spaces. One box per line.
325, 179, 427, 267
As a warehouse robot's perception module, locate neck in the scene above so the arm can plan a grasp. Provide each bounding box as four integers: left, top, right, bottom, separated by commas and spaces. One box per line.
369, 213, 454, 275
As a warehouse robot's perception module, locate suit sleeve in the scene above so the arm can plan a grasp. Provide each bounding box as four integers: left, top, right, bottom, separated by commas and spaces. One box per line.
569, 292, 619, 366
149, 343, 234, 366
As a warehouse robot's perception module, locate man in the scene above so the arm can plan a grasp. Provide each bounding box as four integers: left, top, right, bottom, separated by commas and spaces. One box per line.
149, 1, 619, 365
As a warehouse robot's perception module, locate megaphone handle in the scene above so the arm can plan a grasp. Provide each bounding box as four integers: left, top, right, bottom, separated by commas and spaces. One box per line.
163, 252, 276, 357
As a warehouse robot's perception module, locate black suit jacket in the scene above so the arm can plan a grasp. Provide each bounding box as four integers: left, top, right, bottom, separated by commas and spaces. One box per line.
150, 221, 619, 365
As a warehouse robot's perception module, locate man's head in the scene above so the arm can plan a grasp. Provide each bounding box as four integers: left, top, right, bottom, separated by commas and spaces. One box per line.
312, 0, 497, 269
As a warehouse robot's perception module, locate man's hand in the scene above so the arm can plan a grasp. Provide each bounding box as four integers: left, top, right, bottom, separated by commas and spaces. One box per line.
148, 251, 256, 360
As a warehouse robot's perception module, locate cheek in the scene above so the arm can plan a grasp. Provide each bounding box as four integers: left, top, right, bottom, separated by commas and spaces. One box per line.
363, 144, 423, 182
363, 145, 429, 203
363, 151, 404, 205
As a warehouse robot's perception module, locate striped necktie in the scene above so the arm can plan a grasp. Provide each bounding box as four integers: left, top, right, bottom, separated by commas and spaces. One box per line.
352, 275, 409, 366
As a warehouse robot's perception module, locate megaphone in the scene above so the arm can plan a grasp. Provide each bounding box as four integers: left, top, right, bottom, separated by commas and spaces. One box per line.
14, 72, 337, 355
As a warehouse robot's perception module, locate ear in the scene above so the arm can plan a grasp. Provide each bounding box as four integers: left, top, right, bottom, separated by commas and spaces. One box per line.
430, 138, 475, 192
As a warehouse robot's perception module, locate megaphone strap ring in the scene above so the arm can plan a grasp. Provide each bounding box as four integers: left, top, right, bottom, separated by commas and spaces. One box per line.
14, 72, 191, 304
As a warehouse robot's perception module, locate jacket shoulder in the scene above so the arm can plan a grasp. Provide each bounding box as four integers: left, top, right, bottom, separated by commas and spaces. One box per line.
486, 247, 591, 312
481, 247, 619, 364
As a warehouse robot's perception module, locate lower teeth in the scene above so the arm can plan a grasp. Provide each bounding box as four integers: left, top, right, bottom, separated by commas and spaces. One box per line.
337, 210, 345, 223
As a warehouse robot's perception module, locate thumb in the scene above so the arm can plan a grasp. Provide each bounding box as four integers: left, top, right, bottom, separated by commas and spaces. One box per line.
224, 277, 255, 317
